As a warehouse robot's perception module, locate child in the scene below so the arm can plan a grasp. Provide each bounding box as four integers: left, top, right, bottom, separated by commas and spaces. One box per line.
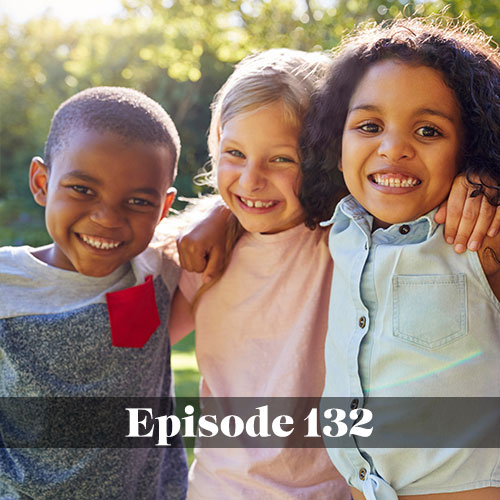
299, 18, 500, 500
168, 49, 351, 499
0, 87, 187, 499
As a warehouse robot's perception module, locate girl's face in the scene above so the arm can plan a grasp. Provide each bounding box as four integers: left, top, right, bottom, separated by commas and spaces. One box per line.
217, 102, 304, 234
340, 60, 463, 229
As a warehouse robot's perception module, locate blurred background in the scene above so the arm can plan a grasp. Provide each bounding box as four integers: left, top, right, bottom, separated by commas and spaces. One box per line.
1, 0, 499, 247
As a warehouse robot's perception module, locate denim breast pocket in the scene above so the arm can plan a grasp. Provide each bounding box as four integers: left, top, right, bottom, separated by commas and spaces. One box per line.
392, 273, 467, 350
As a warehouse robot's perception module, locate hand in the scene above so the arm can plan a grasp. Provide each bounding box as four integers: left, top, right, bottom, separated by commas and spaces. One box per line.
435, 174, 500, 253
177, 204, 231, 283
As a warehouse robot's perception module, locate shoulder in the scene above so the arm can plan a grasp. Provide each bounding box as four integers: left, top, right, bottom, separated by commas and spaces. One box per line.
132, 245, 180, 298
0, 244, 29, 260
0, 245, 38, 280
478, 233, 500, 301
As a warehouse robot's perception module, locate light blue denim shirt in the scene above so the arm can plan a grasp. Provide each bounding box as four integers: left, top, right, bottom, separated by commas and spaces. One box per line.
321, 195, 500, 499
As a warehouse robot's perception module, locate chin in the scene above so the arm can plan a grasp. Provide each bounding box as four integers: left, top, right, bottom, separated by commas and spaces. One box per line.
77, 264, 120, 277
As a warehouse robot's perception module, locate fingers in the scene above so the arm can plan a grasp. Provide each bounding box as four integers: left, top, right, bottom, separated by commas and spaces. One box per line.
487, 205, 500, 238
202, 246, 225, 284
433, 202, 447, 225
458, 195, 496, 252
177, 235, 209, 273
441, 173, 500, 253
441, 176, 468, 247
449, 189, 485, 253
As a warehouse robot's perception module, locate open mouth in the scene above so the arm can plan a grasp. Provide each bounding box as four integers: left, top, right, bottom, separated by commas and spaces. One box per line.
77, 233, 123, 250
370, 172, 421, 188
238, 195, 279, 209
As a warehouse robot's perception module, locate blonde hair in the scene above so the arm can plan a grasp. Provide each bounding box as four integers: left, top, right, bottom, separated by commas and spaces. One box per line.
207, 48, 331, 178
194, 48, 331, 307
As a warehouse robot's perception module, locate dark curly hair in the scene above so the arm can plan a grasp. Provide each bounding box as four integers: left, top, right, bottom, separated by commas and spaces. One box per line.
299, 17, 500, 228
44, 86, 181, 184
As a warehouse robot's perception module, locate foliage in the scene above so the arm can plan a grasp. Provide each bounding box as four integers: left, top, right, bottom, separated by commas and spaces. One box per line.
1, 0, 499, 245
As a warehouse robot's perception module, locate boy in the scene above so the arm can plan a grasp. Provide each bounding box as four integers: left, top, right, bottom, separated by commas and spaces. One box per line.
0, 87, 187, 499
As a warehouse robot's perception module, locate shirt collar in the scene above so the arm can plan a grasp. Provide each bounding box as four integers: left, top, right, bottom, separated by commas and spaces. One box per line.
321, 194, 441, 243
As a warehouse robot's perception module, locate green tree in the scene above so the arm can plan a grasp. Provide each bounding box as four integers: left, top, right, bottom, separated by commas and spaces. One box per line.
1, 0, 499, 245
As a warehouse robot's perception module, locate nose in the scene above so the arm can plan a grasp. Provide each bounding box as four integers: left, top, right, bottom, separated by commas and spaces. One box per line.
89, 202, 124, 228
238, 160, 266, 193
377, 129, 415, 162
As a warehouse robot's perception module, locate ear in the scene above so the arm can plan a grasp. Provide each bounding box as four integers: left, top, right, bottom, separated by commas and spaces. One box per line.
29, 157, 49, 207
159, 187, 177, 220
337, 159, 343, 172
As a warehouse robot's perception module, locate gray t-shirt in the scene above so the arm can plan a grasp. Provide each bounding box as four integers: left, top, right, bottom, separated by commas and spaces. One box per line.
0, 245, 187, 499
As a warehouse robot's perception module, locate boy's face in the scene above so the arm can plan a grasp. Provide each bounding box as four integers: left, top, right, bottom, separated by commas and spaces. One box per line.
340, 60, 462, 229
216, 102, 304, 234
29, 129, 175, 277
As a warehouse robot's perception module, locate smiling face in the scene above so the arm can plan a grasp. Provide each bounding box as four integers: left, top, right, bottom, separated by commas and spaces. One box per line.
216, 102, 305, 234
29, 129, 175, 277
340, 60, 463, 229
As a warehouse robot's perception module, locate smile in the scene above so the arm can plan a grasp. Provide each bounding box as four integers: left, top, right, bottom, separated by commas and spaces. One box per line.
370, 172, 421, 188
78, 233, 123, 250
238, 196, 278, 209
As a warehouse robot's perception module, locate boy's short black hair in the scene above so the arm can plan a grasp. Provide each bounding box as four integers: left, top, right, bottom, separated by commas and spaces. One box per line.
44, 86, 180, 184
300, 17, 500, 228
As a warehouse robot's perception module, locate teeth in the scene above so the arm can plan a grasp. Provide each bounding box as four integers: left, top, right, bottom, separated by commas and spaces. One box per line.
80, 234, 121, 250
373, 173, 419, 187
240, 197, 276, 208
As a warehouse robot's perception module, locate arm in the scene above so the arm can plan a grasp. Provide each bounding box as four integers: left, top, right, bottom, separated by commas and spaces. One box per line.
153, 194, 227, 265
177, 203, 232, 283
168, 289, 195, 345
435, 174, 500, 253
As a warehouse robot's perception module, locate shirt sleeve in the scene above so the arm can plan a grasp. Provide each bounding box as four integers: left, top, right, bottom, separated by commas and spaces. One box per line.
160, 253, 181, 299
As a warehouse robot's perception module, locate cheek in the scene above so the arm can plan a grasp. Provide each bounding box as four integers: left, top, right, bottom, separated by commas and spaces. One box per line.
279, 173, 303, 209
292, 172, 302, 196
131, 219, 158, 250
216, 163, 235, 193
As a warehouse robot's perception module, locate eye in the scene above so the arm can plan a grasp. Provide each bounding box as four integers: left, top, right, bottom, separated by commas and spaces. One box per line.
128, 198, 153, 207
227, 149, 245, 159
358, 122, 381, 133
416, 126, 441, 138
272, 156, 296, 164
70, 185, 93, 195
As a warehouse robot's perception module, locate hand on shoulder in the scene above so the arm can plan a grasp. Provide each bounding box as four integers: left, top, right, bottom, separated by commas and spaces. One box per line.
478, 232, 500, 301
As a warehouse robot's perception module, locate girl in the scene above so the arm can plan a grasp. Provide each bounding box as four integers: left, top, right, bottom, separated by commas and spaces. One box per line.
300, 17, 500, 500
169, 49, 351, 499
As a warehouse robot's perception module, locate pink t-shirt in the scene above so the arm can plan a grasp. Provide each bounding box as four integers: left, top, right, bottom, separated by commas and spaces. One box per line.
180, 223, 349, 499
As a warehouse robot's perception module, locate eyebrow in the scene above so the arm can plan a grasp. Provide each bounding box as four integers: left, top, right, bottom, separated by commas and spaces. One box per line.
132, 187, 162, 198
60, 171, 162, 198
60, 171, 99, 183
348, 104, 458, 123
221, 137, 299, 150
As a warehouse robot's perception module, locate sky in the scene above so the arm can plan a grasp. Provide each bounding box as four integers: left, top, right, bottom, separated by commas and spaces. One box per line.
0, 0, 124, 24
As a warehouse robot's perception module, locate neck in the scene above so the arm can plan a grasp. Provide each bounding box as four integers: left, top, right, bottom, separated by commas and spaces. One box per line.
372, 218, 391, 231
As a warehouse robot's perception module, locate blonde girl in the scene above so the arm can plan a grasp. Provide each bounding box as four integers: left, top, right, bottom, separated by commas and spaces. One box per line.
169, 49, 350, 499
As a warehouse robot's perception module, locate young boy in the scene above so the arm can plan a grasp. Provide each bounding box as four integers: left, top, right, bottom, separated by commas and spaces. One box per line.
0, 87, 187, 499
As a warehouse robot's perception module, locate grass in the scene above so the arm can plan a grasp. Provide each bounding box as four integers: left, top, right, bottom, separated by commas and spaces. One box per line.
172, 331, 199, 397
171, 331, 199, 465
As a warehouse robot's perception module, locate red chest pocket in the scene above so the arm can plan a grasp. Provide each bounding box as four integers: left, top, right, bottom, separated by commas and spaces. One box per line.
106, 275, 161, 348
